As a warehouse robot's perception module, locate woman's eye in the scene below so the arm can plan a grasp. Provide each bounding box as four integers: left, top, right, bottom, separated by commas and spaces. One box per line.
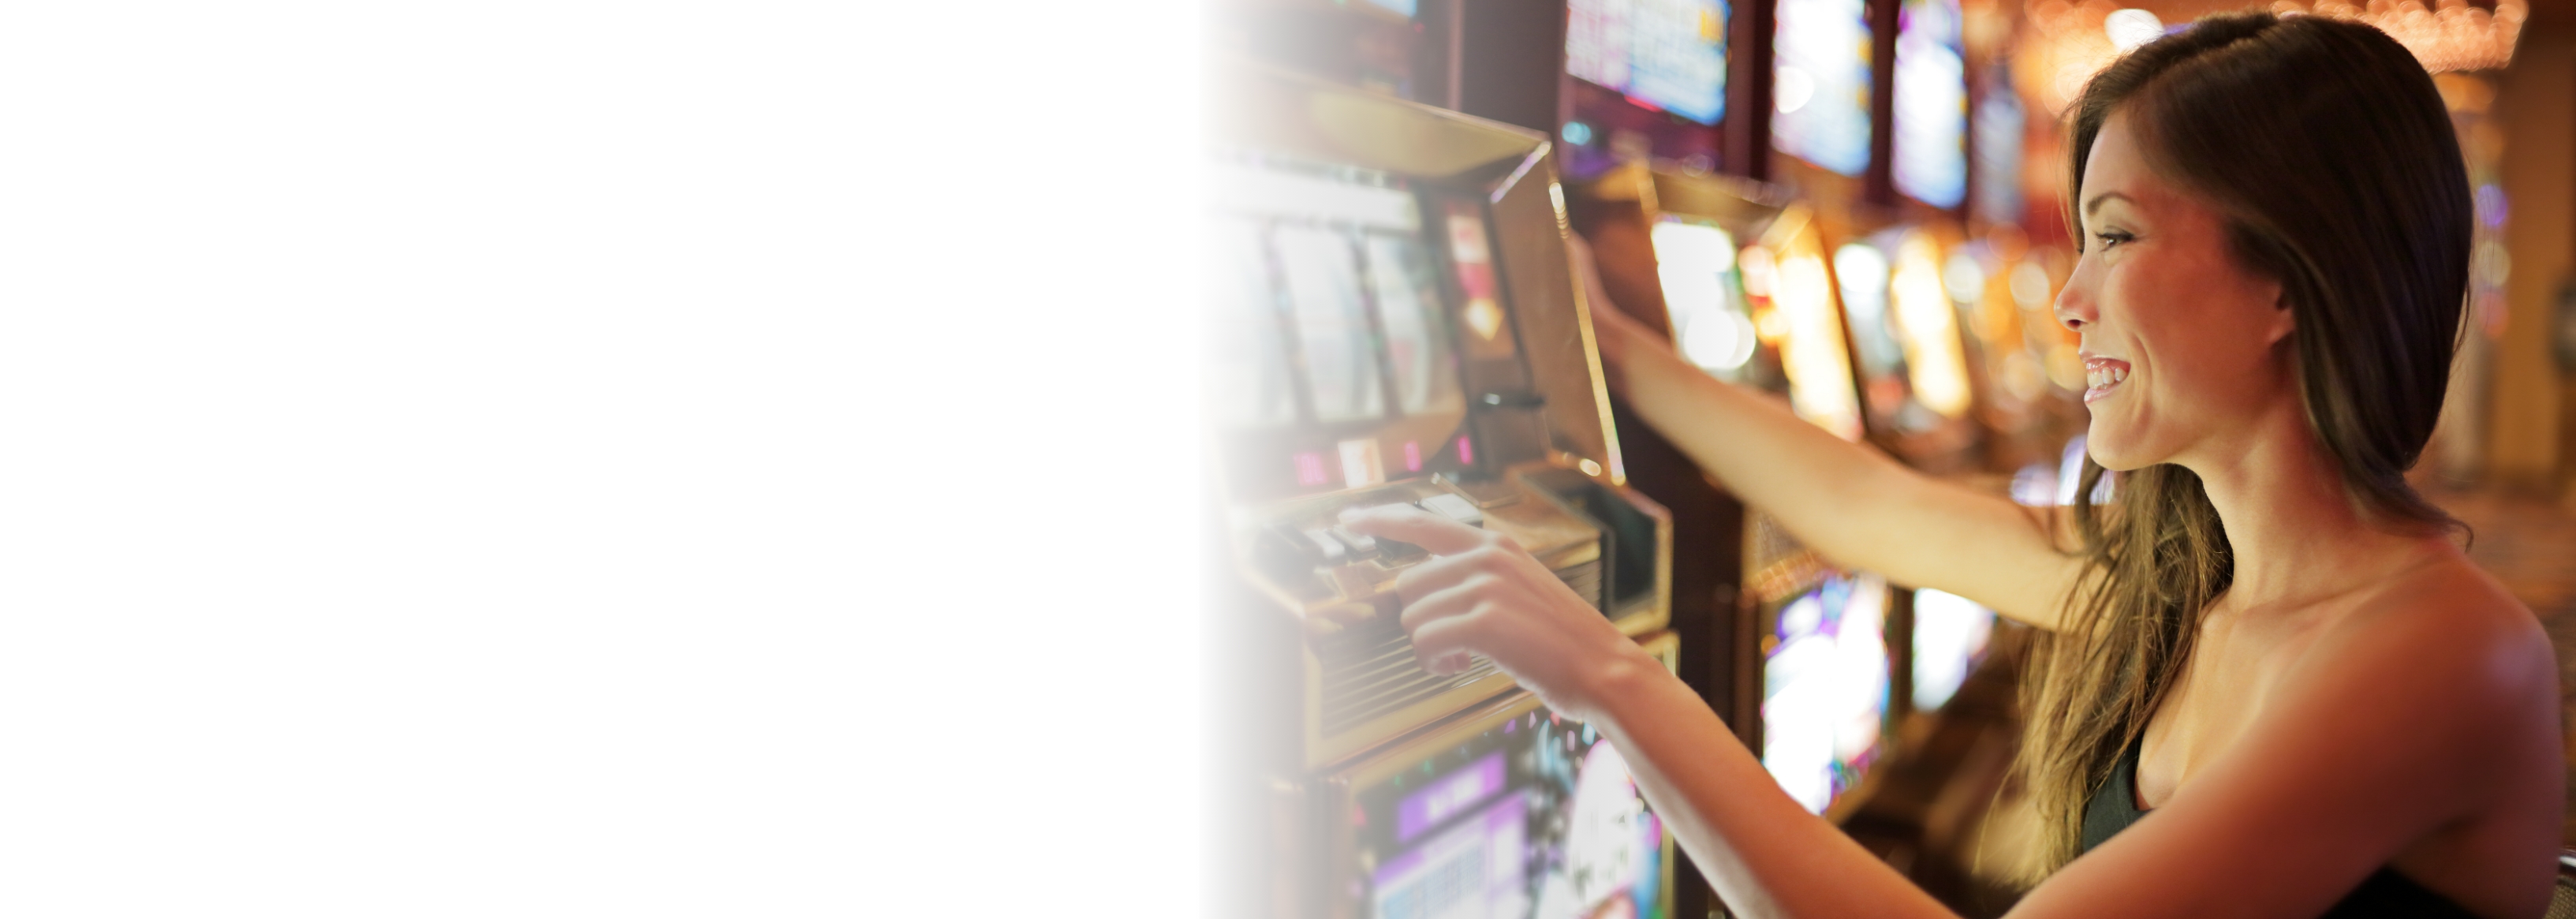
2094, 231, 2133, 252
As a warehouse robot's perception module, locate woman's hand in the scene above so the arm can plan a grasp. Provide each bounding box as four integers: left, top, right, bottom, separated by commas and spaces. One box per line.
1338, 503, 1664, 723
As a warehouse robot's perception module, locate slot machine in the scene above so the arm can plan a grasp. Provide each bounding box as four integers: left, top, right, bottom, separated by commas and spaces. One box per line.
1208, 62, 1678, 917
1824, 224, 1984, 475
1569, 163, 1904, 822
1316, 633, 1682, 919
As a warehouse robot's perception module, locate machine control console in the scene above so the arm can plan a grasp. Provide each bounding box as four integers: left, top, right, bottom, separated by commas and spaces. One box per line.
1256, 491, 1477, 583
1417, 492, 1484, 528
1239, 474, 1617, 638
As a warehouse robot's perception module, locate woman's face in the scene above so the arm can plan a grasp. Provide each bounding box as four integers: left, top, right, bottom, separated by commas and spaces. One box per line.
2055, 109, 2294, 472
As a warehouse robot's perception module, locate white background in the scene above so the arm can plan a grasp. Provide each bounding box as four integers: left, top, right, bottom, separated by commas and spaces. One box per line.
0, 4, 1199, 915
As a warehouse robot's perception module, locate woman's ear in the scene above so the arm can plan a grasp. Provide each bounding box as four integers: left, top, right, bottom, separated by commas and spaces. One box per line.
2263, 278, 2294, 346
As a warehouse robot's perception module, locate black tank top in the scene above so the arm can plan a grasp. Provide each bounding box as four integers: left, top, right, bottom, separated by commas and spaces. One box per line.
2079, 738, 2481, 917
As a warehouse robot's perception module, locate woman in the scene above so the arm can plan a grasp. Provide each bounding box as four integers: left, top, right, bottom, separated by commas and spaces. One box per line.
1342, 13, 2563, 918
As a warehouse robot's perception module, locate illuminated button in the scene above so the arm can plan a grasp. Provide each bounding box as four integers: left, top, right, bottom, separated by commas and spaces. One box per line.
1418, 493, 1484, 528
1300, 529, 1348, 566
1327, 525, 1378, 558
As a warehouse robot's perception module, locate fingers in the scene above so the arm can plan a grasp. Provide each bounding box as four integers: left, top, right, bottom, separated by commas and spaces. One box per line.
1408, 611, 1491, 675
1389, 547, 1483, 603
1398, 574, 1489, 633
1338, 504, 1491, 555
1398, 571, 1503, 674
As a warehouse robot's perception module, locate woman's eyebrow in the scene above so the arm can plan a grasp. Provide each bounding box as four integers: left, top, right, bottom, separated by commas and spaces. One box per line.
2084, 191, 2137, 217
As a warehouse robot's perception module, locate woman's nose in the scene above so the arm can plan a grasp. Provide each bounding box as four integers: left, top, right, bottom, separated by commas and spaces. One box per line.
2054, 270, 2097, 332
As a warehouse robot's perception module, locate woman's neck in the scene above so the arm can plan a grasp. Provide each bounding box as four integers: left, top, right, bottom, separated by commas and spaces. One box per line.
2181, 398, 2443, 615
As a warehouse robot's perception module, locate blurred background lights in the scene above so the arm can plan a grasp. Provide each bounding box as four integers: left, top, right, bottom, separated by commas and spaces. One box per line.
2103, 9, 2164, 50
1892, 234, 1973, 418
1683, 311, 1760, 371
1562, 121, 1596, 145
1834, 243, 1890, 302
1652, 222, 1760, 372
2022, 0, 2526, 115
2009, 260, 2053, 310
2476, 239, 2512, 289
1776, 65, 1816, 114
1941, 250, 1985, 303
2477, 184, 2507, 226
1910, 589, 1995, 712
1738, 245, 1776, 297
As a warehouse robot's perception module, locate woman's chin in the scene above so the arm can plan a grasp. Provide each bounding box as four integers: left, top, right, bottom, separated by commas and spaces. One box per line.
2083, 425, 2152, 472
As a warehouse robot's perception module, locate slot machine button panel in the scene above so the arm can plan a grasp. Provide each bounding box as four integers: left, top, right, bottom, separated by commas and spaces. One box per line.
1417, 492, 1485, 529
1325, 525, 1378, 558
1299, 528, 1349, 566
1434, 473, 1523, 509
1376, 537, 1429, 564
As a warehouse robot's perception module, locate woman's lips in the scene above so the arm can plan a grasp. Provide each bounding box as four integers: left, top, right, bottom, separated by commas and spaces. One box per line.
2084, 357, 2131, 405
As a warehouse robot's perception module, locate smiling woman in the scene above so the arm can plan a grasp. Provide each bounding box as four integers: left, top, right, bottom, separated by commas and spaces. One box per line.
2030, 9, 2483, 877
1348, 9, 2564, 919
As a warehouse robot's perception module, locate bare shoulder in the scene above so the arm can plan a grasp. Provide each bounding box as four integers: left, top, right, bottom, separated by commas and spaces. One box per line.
2346, 551, 2545, 667
2265, 553, 2562, 918
2302, 550, 2555, 742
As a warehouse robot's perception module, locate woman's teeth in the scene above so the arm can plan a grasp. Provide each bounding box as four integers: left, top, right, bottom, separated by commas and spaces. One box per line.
2083, 358, 2130, 404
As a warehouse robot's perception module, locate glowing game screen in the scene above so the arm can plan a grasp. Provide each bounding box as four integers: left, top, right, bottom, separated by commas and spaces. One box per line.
1738, 228, 1865, 440
1369, 234, 1464, 417
1832, 240, 1907, 401
1211, 216, 1301, 430
1970, 60, 2024, 225
1648, 219, 1763, 379
1892, 0, 1967, 207
1760, 572, 1892, 815
1276, 224, 1391, 424
1772, 0, 1872, 176
1566, 0, 1730, 125
1341, 693, 1670, 919
1208, 158, 1492, 499
1910, 588, 1995, 712
1833, 230, 1972, 435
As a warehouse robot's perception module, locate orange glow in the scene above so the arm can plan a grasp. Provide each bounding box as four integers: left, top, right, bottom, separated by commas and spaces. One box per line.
1890, 233, 1973, 418
1772, 233, 1868, 441
2014, 0, 2524, 115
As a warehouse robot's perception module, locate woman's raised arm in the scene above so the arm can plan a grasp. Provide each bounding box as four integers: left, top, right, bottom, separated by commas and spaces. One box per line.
1588, 297, 2085, 630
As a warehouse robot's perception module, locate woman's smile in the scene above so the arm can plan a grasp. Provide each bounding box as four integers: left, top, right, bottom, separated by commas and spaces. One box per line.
2082, 353, 2132, 404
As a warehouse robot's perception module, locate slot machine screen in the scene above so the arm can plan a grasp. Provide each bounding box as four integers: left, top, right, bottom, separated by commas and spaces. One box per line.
1833, 240, 1906, 410
1760, 572, 1892, 815
1745, 223, 1865, 441
1888, 233, 1972, 420
1566, 0, 1730, 125
1892, 0, 1967, 208
1210, 157, 1500, 499
1338, 693, 1671, 919
1910, 588, 1995, 711
1649, 218, 1765, 385
1772, 0, 1872, 176
1834, 231, 1972, 434
1970, 59, 2025, 226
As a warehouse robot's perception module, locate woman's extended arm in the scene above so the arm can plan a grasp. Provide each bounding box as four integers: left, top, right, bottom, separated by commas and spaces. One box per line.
1588, 651, 1959, 919
1589, 301, 2083, 629
1343, 504, 1959, 919
1338, 507, 2553, 919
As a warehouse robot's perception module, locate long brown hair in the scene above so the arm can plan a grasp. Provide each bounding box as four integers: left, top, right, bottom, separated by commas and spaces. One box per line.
2015, 12, 2473, 873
